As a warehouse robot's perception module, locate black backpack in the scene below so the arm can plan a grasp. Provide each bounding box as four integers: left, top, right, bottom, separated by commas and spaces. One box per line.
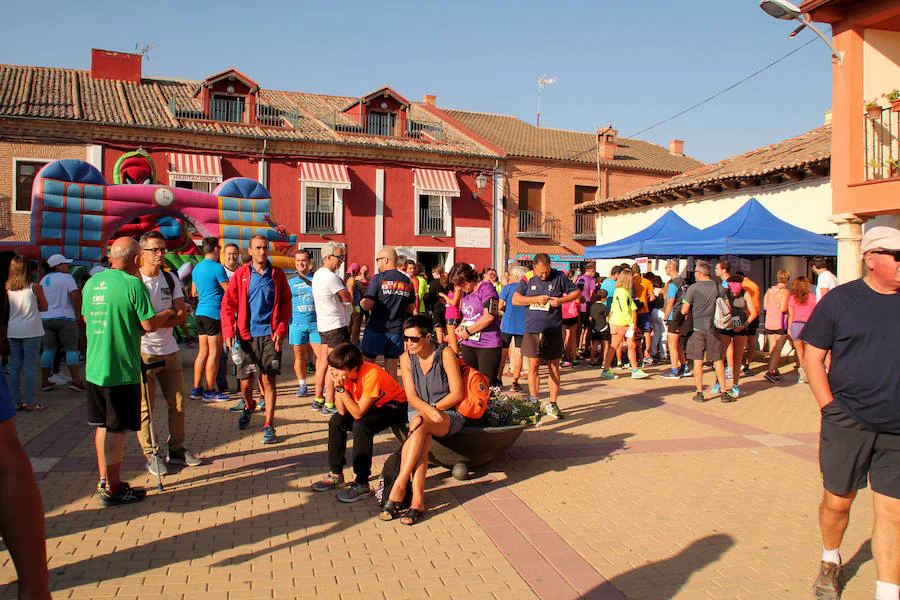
375, 447, 412, 508
667, 277, 689, 326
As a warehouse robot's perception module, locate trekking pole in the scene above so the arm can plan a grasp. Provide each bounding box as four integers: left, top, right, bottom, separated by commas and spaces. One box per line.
141, 360, 167, 492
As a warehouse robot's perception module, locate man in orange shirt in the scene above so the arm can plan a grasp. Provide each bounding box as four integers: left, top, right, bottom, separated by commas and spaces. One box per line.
632, 264, 656, 368
311, 343, 407, 502
737, 272, 760, 375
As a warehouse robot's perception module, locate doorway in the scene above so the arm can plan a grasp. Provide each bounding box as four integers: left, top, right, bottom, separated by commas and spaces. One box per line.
417, 251, 448, 275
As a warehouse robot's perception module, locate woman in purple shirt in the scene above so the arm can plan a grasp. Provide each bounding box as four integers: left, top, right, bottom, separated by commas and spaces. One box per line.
449, 262, 502, 386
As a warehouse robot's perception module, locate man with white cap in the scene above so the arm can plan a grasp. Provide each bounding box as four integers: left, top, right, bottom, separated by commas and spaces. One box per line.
800, 226, 900, 600
39, 254, 85, 392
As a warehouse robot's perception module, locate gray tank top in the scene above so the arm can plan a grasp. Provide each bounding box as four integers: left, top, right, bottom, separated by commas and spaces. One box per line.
409, 344, 450, 406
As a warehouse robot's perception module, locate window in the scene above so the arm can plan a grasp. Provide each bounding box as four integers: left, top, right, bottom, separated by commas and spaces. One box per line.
300, 246, 323, 267
212, 96, 245, 123
418, 195, 447, 235
15, 160, 48, 213
301, 186, 343, 234
367, 112, 396, 136
174, 180, 214, 193
575, 185, 597, 205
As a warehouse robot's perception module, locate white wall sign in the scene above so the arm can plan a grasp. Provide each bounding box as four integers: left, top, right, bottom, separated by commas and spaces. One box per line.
455, 226, 491, 248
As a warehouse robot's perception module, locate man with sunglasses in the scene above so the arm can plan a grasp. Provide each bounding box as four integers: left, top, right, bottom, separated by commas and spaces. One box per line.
799, 226, 900, 600
221, 234, 291, 445
312, 241, 352, 415
360, 247, 415, 378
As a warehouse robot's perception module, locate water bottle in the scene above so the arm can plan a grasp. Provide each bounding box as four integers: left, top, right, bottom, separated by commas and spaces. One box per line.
231, 341, 244, 366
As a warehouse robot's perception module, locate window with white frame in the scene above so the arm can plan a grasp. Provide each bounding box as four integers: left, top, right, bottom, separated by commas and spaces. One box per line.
415, 194, 451, 236
301, 185, 343, 234
14, 160, 49, 213
173, 180, 214, 193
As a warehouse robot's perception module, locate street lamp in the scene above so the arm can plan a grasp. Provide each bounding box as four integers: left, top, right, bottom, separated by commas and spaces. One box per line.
474, 172, 489, 199
759, 0, 844, 65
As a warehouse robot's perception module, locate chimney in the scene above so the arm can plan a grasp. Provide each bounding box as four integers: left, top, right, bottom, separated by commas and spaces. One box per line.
669, 139, 684, 156
90, 48, 142, 83
597, 126, 618, 161
824, 110, 832, 126
422, 94, 437, 106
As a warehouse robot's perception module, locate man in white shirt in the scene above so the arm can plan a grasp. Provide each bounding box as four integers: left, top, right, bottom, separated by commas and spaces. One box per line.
136, 232, 201, 476
312, 241, 352, 415
812, 256, 838, 301
40, 254, 85, 392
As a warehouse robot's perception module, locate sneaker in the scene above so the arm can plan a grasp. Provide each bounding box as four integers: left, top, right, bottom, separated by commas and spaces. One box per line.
740, 364, 750, 376
262, 425, 278, 444
510, 382, 523, 393
238, 408, 253, 430
720, 392, 737, 403
727, 385, 742, 400
692, 391, 708, 403
708, 382, 721, 395
764, 371, 782, 383
68, 381, 87, 392
229, 399, 246, 412
542, 401, 564, 419
336, 482, 373, 503
798, 367, 808, 384
631, 369, 650, 379
682, 367, 693, 378
321, 404, 338, 416
49, 372, 71, 385
725, 367, 733, 380
618, 362, 631, 372
98, 482, 147, 506
296, 383, 309, 397
311, 472, 344, 492
40, 380, 54, 392
306, 363, 315, 374
311, 399, 325, 411
145, 454, 169, 476
167, 448, 201, 467
97, 479, 106, 495
258, 399, 265, 410
560, 361, 573, 368
660, 369, 681, 380
812, 561, 841, 600
642, 357, 654, 367
189, 387, 204, 400
202, 390, 230, 403
600, 369, 618, 380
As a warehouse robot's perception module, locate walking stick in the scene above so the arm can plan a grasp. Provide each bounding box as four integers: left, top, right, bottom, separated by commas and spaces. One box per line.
141, 360, 167, 492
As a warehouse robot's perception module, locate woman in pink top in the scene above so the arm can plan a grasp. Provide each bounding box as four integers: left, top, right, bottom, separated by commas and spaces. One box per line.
763, 269, 791, 383
787, 276, 817, 383
441, 286, 462, 355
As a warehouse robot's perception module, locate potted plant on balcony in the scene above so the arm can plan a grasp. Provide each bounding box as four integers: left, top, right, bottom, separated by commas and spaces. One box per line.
889, 158, 899, 178
866, 99, 883, 120
869, 159, 884, 179
885, 90, 900, 112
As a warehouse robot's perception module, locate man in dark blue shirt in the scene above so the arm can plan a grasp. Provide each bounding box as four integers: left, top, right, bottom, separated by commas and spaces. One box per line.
512, 253, 580, 419
360, 247, 415, 378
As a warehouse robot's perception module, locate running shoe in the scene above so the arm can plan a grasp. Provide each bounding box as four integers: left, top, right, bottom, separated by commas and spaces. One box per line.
600, 369, 618, 380
311, 399, 325, 411
98, 482, 147, 506
311, 472, 344, 492
725, 367, 733, 380
189, 387, 204, 401
812, 561, 841, 600
660, 369, 681, 380
726, 385, 741, 400
631, 369, 650, 379
682, 367, 693, 378
509, 382, 523, 393
167, 448, 201, 467
68, 381, 87, 392
262, 425, 278, 444
306, 363, 315, 374
145, 453, 169, 476
764, 371, 781, 383
740, 364, 750, 376
321, 404, 338, 416
708, 382, 721, 395
296, 383, 309, 397
336, 482, 373, 503
720, 392, 737, 404
692, 391, 708, 403
798, 367, 808, 384
542, 402, 564, 419
40, 380, 54, 392
202, 390, 230, 403
229, 399, 246, 412
560, 361, 574, 368
238, 408, 253, 430
642, 357, 654, 367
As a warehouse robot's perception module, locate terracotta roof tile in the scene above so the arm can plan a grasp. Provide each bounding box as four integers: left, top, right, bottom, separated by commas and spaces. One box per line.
442, 109, 705, 173
576, 125, 831, 213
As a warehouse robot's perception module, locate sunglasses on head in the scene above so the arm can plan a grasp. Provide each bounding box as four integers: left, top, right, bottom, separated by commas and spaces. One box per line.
870, 249, 900, 261
403, 334, 426, 343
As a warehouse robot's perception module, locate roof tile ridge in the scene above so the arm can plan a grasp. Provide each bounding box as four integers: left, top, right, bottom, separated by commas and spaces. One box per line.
445, 107, 522, 120
294, 104, 343, 140
413, 103, 506, 157
115, 80, 136, 124
151, 80, 179, 127
70, 70, 82, 120
20, 67, 34, 117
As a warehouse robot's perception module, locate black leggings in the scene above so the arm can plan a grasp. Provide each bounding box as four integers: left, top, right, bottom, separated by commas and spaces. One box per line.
327, 401, 407, 484
460, 344, 502, 388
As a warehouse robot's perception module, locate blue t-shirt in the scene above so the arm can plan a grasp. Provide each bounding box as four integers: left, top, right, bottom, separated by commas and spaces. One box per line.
0, 370, 15, 424
288, 274, 316, 328
249, 265, 274, 337
499, 283, 525, 335
600, 277, 617, 310
192, 259, 229, 320
515, 269, 578, 333
364, 269, 415, 334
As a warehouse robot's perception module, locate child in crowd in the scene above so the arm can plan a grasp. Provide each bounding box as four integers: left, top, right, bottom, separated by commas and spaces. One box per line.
588, 289, 610, 366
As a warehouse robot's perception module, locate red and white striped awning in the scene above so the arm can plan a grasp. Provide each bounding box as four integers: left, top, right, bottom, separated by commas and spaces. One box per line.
413, 168, 460, 197
299, 162, 351, 190
167, 153, 223, 184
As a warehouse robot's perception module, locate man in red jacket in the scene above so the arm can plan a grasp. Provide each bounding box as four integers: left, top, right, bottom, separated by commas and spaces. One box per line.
221, 235, 292, 444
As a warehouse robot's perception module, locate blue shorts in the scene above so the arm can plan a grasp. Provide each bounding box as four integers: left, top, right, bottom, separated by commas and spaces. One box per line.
289, 323, 321, 346
637, 313, 652, 331
361, 329, 405, 359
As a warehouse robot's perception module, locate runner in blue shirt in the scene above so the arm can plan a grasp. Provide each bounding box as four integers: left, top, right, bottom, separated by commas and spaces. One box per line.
288, 250, 320, 399
499, 264, 527, 392
189, 237, 230, 401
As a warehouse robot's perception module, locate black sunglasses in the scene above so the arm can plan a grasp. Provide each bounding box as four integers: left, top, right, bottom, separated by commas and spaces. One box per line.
869, 249, 900, 261
403, 334, 426, 343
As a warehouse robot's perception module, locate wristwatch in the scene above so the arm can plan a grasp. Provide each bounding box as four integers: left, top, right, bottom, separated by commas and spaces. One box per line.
334, 386, 345, 393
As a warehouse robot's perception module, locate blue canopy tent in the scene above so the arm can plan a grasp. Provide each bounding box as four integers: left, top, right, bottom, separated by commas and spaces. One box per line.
584, 210, 702, 259
644, 198, 837, 257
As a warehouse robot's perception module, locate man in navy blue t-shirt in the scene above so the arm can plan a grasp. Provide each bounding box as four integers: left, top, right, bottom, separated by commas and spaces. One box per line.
512, 253, 580, 419
360, 247, 415, 377
799, 226, 900, 600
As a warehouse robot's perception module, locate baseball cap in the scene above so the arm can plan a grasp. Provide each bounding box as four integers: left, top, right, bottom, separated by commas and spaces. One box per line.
860, 226, 900, 254
47, 254, 73, 268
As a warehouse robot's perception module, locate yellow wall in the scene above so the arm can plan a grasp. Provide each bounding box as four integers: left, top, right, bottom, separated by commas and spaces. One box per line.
863, 29, 900, 105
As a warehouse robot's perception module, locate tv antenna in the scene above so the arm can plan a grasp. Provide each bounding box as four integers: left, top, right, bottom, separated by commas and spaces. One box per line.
134, 42, 157, 61
536, 74, 557, 127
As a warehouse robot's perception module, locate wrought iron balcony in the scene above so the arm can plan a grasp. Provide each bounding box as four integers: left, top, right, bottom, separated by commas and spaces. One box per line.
419, 209, 447, 235
517, 209, 554, 238
864, 104, 900, 180
573, 213, 596, 240
167, 96, 298, 128
325, 111, 443, 140
305, 210, 335, 234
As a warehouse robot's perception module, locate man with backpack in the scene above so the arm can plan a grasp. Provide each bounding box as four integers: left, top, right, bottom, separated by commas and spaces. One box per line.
136, 232, 202, 475
681, 260, 730, 402
661, 260, 689, 379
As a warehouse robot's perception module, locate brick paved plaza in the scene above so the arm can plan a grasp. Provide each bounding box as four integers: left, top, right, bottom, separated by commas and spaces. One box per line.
0, 354, 879, 599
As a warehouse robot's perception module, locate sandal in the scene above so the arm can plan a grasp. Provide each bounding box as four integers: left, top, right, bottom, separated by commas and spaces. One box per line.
23, 404, 44, 412
400, 508, 424, 526
379, 499, 403, 521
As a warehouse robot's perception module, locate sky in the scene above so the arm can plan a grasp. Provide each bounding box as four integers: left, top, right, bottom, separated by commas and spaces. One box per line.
0, 0, 833, 164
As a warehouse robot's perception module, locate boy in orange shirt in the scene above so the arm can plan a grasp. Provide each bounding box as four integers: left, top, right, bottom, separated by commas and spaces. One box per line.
312, 344, 408, 502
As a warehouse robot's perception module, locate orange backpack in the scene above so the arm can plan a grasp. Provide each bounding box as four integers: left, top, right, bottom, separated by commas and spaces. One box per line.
456, 363, 490, 419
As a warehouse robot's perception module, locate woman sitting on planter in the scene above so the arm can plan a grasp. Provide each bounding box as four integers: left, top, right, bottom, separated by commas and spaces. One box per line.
381, 314, 463, 525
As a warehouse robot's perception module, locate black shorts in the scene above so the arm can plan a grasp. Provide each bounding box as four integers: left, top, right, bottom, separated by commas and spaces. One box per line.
320, 326, 351, 349
765, 328, 787, 336
820, 401, 900, 499
592, 328, 611, 343
87, 382, 141, 432
666, 320, 683, 335
745, 317, 759, 336
501, 332, 524, 349
196, 316, 222, 336
447, 317, 461, 327
579, 313, 591, 328
521, 330, 564, 361
719, 328, 748, 338
685, 329, 723, 362
236, 335, 282, 380
562, 317, 579, 327
637, 313, 653, 331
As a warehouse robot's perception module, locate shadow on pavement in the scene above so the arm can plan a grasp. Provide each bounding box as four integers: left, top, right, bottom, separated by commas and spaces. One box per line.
841, 538, 872, 588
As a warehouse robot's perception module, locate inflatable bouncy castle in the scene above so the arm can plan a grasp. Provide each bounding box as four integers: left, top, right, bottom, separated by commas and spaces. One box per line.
25, 159, 297, 270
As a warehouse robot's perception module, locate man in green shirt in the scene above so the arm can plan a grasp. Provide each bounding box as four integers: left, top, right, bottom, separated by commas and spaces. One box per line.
82, 237, 157, 506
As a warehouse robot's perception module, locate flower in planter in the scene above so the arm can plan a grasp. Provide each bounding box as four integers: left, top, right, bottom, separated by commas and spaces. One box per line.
885, 90, 900, 102
866, 98, 882, 110
477, 387, 541, 427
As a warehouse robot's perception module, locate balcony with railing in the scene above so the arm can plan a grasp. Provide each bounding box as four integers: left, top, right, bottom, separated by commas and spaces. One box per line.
168, 96, 298, 128
517, 209, 555, 238
419, 209, 447, 236
573, 213, 596, 240
325, 111, 443, 140
305, 210, 335, 234
864, 103, 900, 180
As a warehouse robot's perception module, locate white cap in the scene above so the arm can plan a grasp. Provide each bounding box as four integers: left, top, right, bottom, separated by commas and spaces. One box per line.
47, 254, 73, 268
861, 226, 900, 254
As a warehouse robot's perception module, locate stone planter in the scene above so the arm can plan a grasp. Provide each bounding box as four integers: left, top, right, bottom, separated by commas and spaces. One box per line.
391, 423, 528, 479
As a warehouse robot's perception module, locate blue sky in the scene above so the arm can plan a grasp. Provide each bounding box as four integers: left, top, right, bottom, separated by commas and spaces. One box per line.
0, 0, 832, 164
